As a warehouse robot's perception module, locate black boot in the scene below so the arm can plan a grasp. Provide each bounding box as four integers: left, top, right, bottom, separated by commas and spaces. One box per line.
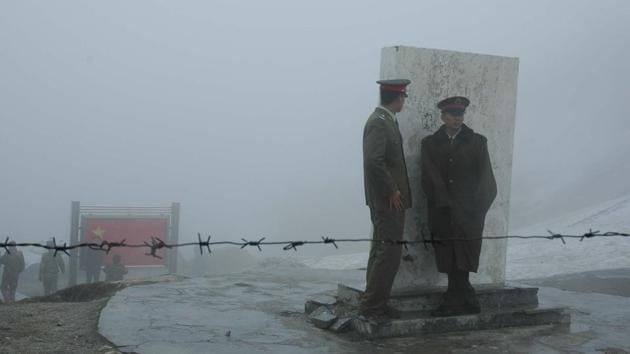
431, 273, 463, 317
461, 276, 481, 314
431, 291, 462, 317
432, 271, 481, 317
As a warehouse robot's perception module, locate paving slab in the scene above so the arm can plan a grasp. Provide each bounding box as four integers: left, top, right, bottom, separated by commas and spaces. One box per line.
308, 306, 337, 329
99, 262, 630, 353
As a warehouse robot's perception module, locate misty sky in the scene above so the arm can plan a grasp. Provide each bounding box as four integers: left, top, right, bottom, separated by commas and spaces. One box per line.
1, 0, 629, 258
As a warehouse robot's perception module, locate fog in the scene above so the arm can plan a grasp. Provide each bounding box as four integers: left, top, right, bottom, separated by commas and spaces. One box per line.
2, 0, 629, 259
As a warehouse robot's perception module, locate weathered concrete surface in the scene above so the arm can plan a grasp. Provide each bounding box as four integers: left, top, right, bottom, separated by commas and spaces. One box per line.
380, 46, 519, 289
338, 284, 539, 312
330, 317, 353, 333
308, 306, 337, 329
336, 283, 563, 339
99, 263, 630, 353
99, 262, 366, 354
304, 291, 337, 315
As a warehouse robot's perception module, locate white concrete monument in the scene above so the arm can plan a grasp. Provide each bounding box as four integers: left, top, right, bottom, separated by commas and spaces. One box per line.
382, 46, 519, 290
328, 48, 567, 337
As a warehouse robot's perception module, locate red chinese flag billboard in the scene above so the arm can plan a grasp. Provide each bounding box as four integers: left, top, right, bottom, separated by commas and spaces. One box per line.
81, 217, 168, 266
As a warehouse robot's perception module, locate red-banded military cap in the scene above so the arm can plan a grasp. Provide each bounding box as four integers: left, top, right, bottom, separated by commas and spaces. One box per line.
377, 79, 411, 93
437, 96, 470, 114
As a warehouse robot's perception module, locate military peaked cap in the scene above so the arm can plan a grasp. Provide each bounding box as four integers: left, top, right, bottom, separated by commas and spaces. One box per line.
437, 96, 470, 115
377, 79, 411, 93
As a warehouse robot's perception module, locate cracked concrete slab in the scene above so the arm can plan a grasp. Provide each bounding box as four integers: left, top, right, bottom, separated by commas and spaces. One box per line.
99, 263, 630, 353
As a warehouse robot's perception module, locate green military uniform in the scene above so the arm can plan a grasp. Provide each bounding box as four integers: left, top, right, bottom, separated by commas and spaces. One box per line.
0, 248, 25, 302
103, 255, 128, 281
39, 251, 65, 295
361, 80, 412, 315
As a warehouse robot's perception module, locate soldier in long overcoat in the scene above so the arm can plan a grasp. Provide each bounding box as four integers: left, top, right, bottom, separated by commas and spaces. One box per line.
39, 241, 66, 295
0, 241, 25, 302
360, 79, 412, 319
103, 254, 128, 282
420, 96, 497, 316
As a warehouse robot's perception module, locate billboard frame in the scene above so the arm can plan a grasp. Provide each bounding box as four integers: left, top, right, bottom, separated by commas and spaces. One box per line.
68, 202, 180, 286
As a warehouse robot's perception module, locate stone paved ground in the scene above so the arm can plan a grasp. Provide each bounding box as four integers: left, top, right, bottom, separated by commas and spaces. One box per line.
99, 263, 630, 354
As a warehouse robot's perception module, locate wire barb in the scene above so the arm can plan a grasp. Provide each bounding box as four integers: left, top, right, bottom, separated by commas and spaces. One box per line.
322, 236, 338, 249
547, 230, 566, 245
51, 237, 71, 257
396, 240, 409, 250
240, 237, 265, 251
283, 241, 304, 251
101, 239, 127, 254
143, 237, 171, 259
580, 229, 599, 241
197, 233, 212, 255
1, 237, 10, 254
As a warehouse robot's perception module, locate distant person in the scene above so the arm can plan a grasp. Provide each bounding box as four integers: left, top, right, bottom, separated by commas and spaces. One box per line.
103, 254, 128, 282
0, 241, 25, 302
420, 96, 497, 317
39, 241, 66, 295
83, 236, 104, 283
360, 79, 412, 320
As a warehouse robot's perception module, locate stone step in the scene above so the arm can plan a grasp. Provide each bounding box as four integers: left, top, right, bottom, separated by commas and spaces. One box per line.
352, 306, 570, 338
338, 283, 539, 312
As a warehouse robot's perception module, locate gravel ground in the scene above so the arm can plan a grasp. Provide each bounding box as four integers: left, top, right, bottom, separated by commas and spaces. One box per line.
0, 282, 126, 354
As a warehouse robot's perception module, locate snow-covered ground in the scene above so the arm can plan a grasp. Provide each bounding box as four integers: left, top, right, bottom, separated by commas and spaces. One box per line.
294, 194, 630, 280
507, 193, 630, 279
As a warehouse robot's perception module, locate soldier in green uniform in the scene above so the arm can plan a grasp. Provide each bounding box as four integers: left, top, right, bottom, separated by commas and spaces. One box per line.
0, 241, 25, 303
360, 79, 412, 319
103, 254, 128, 282
421, 96, 497, 316
39, 241, 66, 295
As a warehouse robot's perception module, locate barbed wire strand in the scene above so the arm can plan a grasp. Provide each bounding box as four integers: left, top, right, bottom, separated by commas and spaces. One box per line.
1, 229, 629, 258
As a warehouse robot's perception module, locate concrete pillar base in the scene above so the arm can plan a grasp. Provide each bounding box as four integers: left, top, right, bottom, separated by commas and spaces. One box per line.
303, 284, 571, 338
338, 283, 540, 312
352, 306, 570, 339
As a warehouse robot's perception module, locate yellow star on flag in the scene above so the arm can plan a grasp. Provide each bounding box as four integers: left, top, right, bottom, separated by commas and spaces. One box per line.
92, 226, 106, 239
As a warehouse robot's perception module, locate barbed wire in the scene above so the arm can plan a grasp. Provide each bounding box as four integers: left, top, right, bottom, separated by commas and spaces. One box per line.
1, 229, 629, 258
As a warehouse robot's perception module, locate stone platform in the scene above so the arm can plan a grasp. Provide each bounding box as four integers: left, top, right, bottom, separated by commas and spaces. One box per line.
338, 284, 540, 312
353, 307, 570, 339
304, 284, 570, 339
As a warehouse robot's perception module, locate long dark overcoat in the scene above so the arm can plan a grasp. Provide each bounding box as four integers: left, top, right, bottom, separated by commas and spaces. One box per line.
420, 124, 497, 273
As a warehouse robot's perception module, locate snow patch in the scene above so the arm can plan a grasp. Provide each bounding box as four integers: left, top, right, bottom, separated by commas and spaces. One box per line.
296, 194, 630, 281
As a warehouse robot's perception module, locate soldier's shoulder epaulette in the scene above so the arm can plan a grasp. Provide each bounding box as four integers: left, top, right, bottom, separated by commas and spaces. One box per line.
367, 112, 388, 126
367, 110, 388, 122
